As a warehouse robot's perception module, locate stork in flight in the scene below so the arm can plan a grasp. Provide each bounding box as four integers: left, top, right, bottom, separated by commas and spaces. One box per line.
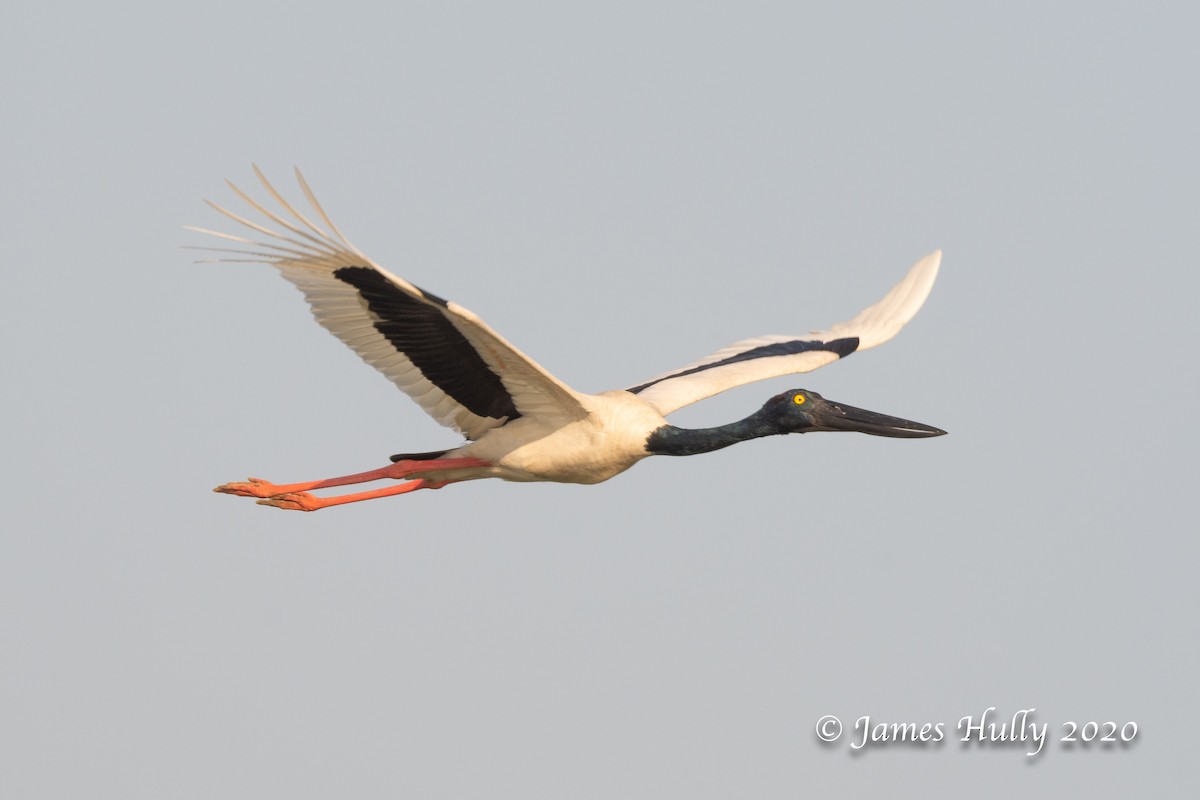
193, 169, 945, 511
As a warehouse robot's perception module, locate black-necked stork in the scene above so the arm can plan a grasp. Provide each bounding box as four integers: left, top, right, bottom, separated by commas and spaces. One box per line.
193, 168, 945, 511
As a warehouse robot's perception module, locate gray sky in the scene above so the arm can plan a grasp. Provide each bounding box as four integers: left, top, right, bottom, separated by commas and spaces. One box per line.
3, 2, 1197, 798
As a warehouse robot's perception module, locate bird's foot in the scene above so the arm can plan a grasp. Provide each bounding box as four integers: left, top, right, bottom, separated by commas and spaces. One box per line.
214, 477, 289, 498
213, 457, 489, 510
255, 492, 322, 512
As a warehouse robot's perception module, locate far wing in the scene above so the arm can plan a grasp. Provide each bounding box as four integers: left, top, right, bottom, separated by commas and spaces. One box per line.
627, 251, 941, 416
188, 167, 589, 440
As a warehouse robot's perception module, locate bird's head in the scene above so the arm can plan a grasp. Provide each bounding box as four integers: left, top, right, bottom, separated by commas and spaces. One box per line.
764, 390, 946, 438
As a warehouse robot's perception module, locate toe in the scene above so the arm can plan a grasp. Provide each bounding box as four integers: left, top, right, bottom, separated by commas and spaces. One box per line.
256, 492, 318, 511
215, 478, 281, 498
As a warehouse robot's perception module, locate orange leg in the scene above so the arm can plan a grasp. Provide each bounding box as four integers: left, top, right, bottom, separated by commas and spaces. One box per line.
256, 478, 453, 511
214, 457, 490, 509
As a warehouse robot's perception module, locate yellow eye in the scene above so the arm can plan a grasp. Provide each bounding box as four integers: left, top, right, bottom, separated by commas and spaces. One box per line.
792, 393, 806, 405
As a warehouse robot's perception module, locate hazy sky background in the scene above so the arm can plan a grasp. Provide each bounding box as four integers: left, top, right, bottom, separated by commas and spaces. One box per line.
3, 3, 1197, 797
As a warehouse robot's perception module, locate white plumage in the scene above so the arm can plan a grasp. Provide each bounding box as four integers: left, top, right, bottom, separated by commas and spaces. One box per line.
196, 168, 944, 511
628, 250, 940, 416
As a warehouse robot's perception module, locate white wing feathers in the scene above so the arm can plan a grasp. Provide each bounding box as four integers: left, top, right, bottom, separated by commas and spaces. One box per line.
188, 167, 588, 440
191, 169, 939, 435
822, 250, 942, 348
628, 251, 941, 416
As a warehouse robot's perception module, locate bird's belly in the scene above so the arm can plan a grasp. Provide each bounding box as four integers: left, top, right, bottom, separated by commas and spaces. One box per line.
495, 427, 645, 484
501, 445, 640, 484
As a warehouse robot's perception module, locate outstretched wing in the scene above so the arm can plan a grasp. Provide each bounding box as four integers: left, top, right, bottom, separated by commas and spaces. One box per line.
188, 167, 589, 440
627, 251, 941, 416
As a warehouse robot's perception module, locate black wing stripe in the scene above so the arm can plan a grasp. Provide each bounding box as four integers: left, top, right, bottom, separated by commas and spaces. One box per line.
388, 449, 451, 463
627, 336, 860, 394
333, 267, 521, 422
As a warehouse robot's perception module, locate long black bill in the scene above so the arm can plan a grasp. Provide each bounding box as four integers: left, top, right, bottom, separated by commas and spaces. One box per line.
815, 401, 947, 438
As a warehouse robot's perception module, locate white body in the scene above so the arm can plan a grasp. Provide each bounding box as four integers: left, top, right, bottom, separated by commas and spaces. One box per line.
440, 390, 670, 484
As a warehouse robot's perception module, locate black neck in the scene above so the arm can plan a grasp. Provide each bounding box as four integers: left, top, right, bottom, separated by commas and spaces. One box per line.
645, 408, 785, 457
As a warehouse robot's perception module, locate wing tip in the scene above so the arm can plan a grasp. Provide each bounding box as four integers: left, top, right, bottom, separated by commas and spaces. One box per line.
911, 249, 942, 282
829, 248, 942, 350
